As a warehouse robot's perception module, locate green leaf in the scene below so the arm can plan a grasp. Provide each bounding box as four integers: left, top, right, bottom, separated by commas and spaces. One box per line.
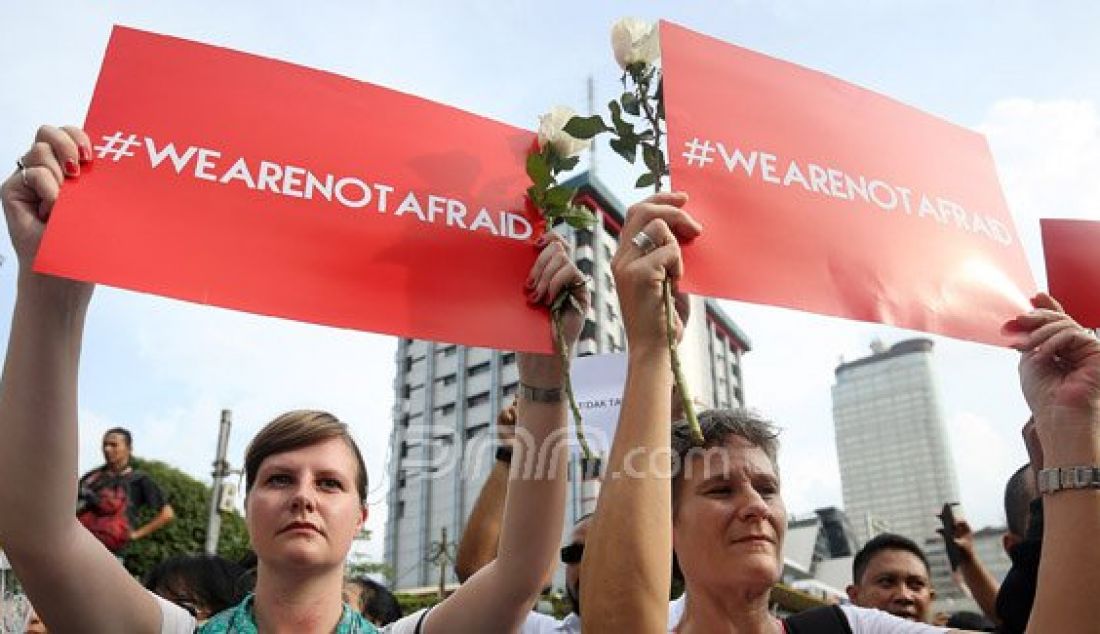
642, 143, 664, 174
635, 172, 657, 189
526, 152, 552, 190
527, 185, 546, 210
621, 92, 640, 116
544, 184, 577, 209
609, 136, 637, 164
558, 155, 580, 172
559, 204, 597, 229
563, 115, 610, 140
609, 100, 634, 138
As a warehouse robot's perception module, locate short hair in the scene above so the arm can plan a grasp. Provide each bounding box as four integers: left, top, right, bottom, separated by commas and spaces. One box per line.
1004, 463, 1036, 538
144, 554, 251, 617
104, 427, 133, 447
349, 577, 403, 625
670, 409, 781, 509
852, 533, 931, 585
244, 410, 368, 505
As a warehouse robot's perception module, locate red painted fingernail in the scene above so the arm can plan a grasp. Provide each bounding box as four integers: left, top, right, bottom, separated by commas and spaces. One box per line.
64, 159, 79, 176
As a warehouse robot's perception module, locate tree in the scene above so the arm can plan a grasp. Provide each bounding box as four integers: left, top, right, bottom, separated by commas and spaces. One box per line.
123, 457, 250, 580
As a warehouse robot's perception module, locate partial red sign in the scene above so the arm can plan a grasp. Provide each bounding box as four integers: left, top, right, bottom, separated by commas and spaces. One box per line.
1041, 219, 1100, 328
661, 21, 1036, 346
36, 26, 552, 352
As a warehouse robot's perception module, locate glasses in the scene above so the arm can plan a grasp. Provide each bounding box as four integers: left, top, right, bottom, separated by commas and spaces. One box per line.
560, 542, 584, 565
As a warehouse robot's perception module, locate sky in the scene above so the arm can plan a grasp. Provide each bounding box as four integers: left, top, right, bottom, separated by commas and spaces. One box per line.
1, 1, 1098, 564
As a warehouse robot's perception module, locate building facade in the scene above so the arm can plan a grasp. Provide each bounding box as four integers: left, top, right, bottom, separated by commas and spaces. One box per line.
384, 171, 752, 590
831, 338, 960, 547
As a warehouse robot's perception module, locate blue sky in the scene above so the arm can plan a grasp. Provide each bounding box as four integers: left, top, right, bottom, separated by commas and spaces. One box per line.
1, 1, 1098, 561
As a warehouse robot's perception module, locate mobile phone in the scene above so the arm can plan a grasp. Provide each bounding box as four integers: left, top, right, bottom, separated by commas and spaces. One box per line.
939, 502, 965, 570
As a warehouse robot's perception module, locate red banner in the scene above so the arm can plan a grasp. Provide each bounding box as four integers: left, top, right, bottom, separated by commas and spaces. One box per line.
661, 21, 1036, 346
35, 26, 553, 352
1041, 219, 1100, 328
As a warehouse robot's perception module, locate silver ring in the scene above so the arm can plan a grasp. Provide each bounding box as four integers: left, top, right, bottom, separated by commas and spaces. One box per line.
15, 158, 28, 187
632, 230, 658, 255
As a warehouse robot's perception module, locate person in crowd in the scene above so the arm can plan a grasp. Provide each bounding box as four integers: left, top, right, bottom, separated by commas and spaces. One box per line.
938, 462, 1036, 627
343, 577, 403, 626
846, 533, 936, 623
578, 190, 1100, 633
144, 554, 252, 624
77, 427, 176, 555
0, 125, 585, 633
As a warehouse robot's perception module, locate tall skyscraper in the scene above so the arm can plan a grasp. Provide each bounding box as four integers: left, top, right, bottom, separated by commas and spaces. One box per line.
831, 338, 959, 547
384, 171, 752, 590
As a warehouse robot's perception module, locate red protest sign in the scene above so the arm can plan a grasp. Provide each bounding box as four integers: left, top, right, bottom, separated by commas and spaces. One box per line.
1041, 219, 1100, 328
660, 21, 1035, 346
36, 26, 552, 352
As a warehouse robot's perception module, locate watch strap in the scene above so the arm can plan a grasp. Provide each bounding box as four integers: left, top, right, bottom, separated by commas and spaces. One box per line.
1038, 465, 1100, 495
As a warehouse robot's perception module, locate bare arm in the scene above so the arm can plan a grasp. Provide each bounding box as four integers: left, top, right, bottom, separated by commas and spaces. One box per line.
0, 126, 162, 632
132, 504, 176, 542
1005, 294, 1100, 632
950, 520, 1001, 623
582, 192, 700, 633
422, 234, 585, 633
453, 404, 514, 582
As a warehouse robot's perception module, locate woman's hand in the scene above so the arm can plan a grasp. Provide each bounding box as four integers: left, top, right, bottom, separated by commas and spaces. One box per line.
610, 191, 701, 354
2, 125, 96, 299
517, 232, 590, 388
1006, 293, 1100, 463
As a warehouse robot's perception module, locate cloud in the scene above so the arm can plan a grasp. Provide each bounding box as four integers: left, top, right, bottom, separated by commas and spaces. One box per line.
978, 98, 1100, 286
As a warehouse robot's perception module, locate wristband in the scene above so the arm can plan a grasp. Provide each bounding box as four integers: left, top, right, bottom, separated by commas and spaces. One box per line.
495, 445, 513, 465
519, 382, 563, 403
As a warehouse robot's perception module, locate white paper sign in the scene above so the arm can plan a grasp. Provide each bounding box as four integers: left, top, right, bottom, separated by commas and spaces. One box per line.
571, 353, 628, 458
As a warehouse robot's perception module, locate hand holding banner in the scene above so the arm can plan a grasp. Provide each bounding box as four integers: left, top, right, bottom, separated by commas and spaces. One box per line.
660, 21, 1036, 346
35, 26, 553, 352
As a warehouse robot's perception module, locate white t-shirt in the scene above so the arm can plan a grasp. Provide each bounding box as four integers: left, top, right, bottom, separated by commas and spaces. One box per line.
665, 595, 948, 633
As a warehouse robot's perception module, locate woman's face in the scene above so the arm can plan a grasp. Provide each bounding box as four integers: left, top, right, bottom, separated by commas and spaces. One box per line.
672, 436, 786, 595
247, 437, 366, 572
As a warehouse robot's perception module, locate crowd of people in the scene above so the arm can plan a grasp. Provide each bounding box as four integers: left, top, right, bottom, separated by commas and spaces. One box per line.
0, 125, 1097, 633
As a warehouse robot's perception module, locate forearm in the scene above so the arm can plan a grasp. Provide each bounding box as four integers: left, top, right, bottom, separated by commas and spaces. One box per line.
958, 557, 1000, 623
0, 274, 91, 545
582, 348, 674, 633
133, 505, 175, 540
1027, 418, 1100, 631
454, 462, 508, 582
493, 396, 568, 599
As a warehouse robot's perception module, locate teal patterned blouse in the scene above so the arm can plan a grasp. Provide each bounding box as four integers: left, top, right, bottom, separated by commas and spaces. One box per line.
198, 594, 379, 633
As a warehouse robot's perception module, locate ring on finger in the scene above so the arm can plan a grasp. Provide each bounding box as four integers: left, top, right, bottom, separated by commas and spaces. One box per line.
15, 158, 29, 187
632, 230, 658, 255
566, 275, 592, 291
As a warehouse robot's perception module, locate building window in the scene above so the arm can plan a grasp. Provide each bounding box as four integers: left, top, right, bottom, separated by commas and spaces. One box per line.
397, 501, 405, 518
434, 433, 454, 445
604, 273, 615, 292
503, 382, 518, 397
578, 259, 594, 276
501, 352, 515, 365
465, 422, 489, 439
400, 441, 409, 458
441, 345, 457, 357
603, 244, 614, 262
581, 319, 597, 340
398, 470, 407, 488
438, 374, 457, 386
576, 229, 593, 248
436, 403, 455, 416
468, 361, 491, 376
467, 392, 490, 408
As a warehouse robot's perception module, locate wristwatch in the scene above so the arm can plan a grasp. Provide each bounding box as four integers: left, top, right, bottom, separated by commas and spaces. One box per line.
519, 382, 563, 403
1037, 466, 1100, 495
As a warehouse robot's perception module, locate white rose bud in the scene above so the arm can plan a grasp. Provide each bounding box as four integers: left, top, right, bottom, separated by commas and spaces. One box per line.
537, 105, 591, 158
610, 17, 660, 70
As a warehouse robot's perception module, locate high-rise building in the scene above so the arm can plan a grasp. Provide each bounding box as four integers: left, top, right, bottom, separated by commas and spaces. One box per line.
384, 171, 752, 590
831, 338, 960, 547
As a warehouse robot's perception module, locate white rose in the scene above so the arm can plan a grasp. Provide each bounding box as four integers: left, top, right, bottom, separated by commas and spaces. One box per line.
610, 17, 660, 70
537, 105, 591, 158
